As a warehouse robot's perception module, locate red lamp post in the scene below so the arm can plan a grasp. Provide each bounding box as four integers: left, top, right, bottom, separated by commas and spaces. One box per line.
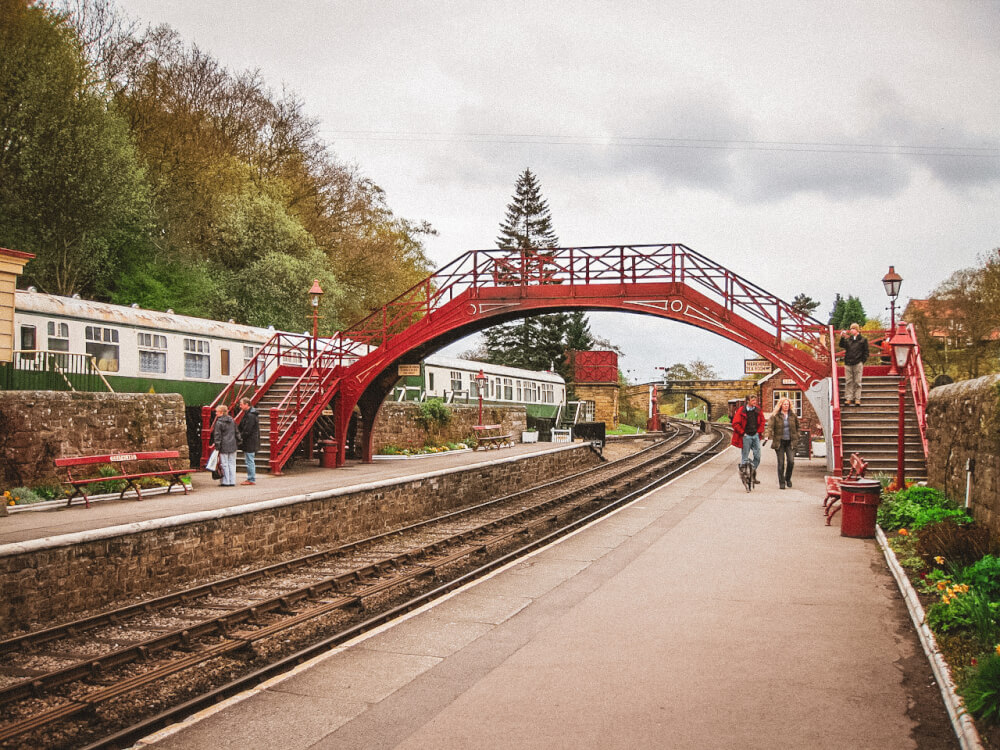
475, 369, 488, 426
887, 324, 916, 492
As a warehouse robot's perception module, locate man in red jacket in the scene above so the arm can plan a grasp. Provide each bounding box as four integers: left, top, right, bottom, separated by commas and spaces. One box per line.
731, 394, 765, 480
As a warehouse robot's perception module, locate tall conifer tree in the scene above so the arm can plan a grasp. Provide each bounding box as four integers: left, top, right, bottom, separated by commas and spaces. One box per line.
484, 169, 594, 382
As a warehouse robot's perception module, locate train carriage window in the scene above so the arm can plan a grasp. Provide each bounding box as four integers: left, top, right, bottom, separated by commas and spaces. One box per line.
138, 332, 167, 374
20, 325, 36, 351
47, 321, 69, 352
183, 338, 210, 379
516, 380, 522, 401
85, 326, 119, 372
541, 383, 554, 404
244, 345, 264, 384
503, 378, 513, 400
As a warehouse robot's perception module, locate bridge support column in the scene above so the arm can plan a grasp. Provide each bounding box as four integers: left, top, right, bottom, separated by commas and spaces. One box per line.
332, 395, 349, 468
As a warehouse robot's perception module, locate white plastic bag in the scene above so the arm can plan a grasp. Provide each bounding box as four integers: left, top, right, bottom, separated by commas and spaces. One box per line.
205, 449, 219, 472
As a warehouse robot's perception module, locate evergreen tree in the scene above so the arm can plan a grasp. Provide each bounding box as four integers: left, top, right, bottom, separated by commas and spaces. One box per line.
791, 293, 820, 318
485, 169, 596, 382
841, 296, 867, 327
828, 294, 845, 327
496, 168, 558, 251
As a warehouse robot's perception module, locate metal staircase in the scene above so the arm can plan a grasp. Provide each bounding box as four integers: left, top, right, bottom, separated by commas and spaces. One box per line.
838, 374, 927, 481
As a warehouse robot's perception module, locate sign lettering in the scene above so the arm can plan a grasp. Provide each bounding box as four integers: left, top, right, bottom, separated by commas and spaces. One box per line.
110, 454, 136, 462
744, 359, 773, 375
397, 364, 421, 377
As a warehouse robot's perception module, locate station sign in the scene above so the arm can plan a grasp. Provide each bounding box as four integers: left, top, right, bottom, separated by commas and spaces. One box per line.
397, 364, 421, 377
781, 378, 797, 386
744, 358, 773, 375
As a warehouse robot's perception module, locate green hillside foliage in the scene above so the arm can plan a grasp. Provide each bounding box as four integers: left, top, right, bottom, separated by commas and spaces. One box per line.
1, 0, 432, 333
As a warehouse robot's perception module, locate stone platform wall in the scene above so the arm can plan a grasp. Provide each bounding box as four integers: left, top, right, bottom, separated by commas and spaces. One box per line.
926, 374, 1000, 535
0, 391, 189, 488
371, 402, 527, 452
0, 444, 601, 629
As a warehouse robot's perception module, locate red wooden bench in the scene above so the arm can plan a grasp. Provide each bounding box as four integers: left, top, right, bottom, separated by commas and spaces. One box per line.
472, 424, 513, 450
55, 451, 192, 508
824, 453, 868, 525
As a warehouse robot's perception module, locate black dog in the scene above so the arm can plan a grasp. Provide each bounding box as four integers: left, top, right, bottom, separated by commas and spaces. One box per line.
739, 462, 756, 493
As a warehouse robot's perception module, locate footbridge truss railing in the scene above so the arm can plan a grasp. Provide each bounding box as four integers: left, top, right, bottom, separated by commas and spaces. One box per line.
208, 244, 833, 473
331, 244, 828, 362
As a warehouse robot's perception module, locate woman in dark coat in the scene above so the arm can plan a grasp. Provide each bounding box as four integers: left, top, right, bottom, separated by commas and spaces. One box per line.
766, 397, 800, 490
210, 404, 239, 487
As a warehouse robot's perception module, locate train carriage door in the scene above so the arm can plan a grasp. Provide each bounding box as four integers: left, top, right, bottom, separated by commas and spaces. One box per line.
221, 349, 230, 377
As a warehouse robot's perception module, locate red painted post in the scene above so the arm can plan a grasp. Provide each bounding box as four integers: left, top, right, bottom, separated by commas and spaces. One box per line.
269, 407, 282, 475
894, 370, 907, 491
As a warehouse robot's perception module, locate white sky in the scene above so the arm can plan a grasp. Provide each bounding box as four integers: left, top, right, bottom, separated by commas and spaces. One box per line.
113, 0, 1000, 380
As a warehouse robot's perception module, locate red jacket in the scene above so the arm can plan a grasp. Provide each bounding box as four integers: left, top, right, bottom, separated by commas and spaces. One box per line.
730, 405, 765, 448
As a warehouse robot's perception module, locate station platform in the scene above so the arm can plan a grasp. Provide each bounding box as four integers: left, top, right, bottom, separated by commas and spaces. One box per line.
135, 448, 953, 750
0, 442, 592, 547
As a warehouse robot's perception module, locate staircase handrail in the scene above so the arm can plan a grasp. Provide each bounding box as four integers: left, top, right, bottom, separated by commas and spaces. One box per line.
209, 332, 314, 411
268, 347, 344, 463
828, 324, 844, 477
904, 322, 930, 457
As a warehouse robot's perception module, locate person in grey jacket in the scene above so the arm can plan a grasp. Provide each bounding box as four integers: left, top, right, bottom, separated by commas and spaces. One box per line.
237, 397, 260, 485
766, 398, 800, 489
210, 404, 238, 487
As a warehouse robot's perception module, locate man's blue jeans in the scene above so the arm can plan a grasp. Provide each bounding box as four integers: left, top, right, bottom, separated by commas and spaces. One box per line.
244, 452, 256, 483
741, 434, 761, 469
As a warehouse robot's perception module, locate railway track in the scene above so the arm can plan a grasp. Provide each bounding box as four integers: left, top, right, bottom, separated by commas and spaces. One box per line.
0, 420, 728, 749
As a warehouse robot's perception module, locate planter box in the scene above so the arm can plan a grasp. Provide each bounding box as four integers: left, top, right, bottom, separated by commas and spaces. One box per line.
521, 431, 539, 443
811, 441, 827, 458
373, 448, 472, 461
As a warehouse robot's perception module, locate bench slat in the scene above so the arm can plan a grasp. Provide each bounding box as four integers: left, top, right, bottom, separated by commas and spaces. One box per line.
55, 451, 181, 467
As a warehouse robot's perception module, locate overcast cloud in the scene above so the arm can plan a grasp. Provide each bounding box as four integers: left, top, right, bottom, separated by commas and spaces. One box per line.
113, 0, 1000, 381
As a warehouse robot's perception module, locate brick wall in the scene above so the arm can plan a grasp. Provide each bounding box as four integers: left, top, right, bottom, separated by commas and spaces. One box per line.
759, 370, 823, 439
926, 374, 1000, 535
371, 402, 527, 452
0, 444, 602, 628
574, 383, 619, 429
0, 392, 188, 488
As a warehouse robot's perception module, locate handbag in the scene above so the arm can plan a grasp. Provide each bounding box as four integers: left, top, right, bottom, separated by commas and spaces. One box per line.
205, 449, 219, 472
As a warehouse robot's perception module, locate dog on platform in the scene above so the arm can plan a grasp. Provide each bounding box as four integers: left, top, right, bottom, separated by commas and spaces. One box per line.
739, 462, 756, 493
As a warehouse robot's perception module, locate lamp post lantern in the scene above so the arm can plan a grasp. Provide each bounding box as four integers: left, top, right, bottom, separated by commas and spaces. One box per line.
475, 369, 488, 426
308, 279, 324, 339
887, 323, 916, 492
882, 266, 903, 330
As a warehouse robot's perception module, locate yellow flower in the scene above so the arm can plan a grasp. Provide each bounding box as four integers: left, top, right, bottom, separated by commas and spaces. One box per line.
898, 529, 909, 536
934, 556, 945, 565
937, 581, 948, 591
6, 499, 13, 506
995, 644, 1000, 656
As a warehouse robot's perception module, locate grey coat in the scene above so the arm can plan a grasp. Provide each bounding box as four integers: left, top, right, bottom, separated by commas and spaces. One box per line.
211, 414, 239, 454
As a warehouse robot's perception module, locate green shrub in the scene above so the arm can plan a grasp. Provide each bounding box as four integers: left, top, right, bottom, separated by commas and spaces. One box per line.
380, 445, 402, 455
30, 483, 64, 501
415, 399, 451, 429
959, 556, 1000, 601
88, 465, 127, 496
911, 506, 972, 531
878, 486, 954, 531
963, 653, 1000, 724
8, 487, 44, 505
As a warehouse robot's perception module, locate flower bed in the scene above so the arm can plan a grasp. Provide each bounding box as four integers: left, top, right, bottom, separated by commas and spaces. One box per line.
375, 441, 474, 460
878, 483, 1000, 744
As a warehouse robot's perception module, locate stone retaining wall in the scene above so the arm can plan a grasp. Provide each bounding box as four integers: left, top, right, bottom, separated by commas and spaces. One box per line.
926, 374, 1000, 535
0, 391, 188, 489
371, 402, 527, 452
0, 444, 601, 629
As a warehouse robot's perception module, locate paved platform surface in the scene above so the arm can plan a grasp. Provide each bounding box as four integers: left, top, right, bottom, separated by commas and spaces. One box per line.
136, 448, 948, 750
0, 442, 581, 546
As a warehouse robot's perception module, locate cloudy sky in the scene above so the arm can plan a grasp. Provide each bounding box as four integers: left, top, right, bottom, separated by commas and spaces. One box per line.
114, 0, 1000, 380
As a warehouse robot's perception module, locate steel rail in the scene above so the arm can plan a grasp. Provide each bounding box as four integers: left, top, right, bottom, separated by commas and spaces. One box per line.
1, 431, 695, 733
81, 423, 729, 750
0, 428, 679, 661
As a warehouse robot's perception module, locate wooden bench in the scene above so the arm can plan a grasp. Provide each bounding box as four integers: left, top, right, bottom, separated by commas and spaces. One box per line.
55, 451, 192, 508
823, 453, 868, 525
472, 424, 512, 450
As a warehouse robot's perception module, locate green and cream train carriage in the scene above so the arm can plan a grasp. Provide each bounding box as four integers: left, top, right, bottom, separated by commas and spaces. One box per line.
4, 291, 568, 420
6, 289, 272, 403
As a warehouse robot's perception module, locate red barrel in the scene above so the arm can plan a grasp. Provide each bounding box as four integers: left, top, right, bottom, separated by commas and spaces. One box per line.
840, 478, 882, 538
319, 439, 338, 468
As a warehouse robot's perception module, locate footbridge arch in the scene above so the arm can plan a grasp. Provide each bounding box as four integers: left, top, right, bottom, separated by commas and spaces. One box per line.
627, 379, 757, 421
209, 244, 835, 473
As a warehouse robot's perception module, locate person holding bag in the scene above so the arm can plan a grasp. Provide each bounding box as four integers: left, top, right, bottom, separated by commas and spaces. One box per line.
766, 397, 800, 490
209, 404, 238, 487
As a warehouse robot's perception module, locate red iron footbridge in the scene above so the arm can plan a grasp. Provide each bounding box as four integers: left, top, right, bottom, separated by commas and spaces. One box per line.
203, 244, 928, 477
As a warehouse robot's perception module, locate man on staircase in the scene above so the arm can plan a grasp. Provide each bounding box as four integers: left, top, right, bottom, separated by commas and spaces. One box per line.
839, 323, 870, 406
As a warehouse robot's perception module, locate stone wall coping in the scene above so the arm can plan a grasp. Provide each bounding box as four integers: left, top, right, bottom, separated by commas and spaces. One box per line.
0, 443, 591, 559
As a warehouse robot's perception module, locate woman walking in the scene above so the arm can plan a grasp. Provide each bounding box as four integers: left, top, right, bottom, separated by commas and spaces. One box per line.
766, 397, 799, 489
